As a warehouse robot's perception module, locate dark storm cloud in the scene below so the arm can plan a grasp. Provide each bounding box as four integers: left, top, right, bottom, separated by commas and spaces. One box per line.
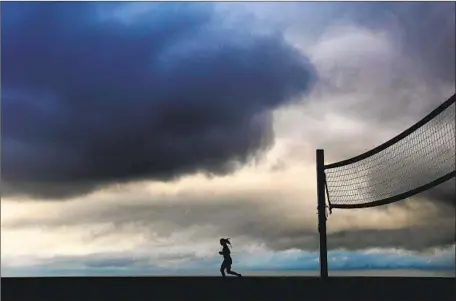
1, 2, 316, 198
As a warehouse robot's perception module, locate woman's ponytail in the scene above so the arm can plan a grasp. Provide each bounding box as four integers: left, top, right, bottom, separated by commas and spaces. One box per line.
221, 238, 231, 245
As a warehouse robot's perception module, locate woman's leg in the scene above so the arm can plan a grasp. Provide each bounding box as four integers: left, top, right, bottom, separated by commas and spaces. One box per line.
226, 265, 242, 277
220, 263, 226, 277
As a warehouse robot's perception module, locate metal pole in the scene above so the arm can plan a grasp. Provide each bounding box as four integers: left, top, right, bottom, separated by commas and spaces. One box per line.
316, 149, 328, 279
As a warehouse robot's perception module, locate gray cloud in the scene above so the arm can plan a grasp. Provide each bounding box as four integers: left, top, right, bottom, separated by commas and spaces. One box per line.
2, 194, 317, 250
422, 179, 456, 208
276, 2, 455, 85
340, 2, 455, 85
3, 187, 454, 251
328, 225, 455, 251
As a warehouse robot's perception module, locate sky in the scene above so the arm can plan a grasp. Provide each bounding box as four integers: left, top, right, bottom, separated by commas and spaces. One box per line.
1, 1, 455, 277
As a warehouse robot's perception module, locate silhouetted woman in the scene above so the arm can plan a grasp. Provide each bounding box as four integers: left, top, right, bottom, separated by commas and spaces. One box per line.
219, 238, 242, 278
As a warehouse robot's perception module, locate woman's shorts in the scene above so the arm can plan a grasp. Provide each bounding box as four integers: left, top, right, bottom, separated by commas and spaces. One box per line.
221, 258, 232, 268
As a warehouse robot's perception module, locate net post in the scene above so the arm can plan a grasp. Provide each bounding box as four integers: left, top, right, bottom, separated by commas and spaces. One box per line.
316, 149, 328, 279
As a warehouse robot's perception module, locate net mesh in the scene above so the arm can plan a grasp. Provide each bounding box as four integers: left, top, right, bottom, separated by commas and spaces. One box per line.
324, 96, 456, 209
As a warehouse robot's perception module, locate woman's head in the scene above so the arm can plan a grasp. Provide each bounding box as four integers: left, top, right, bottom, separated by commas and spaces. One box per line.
220, 238, 231, 246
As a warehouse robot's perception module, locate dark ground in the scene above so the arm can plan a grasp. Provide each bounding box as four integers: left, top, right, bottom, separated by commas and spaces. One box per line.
2, 276, 455, 301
